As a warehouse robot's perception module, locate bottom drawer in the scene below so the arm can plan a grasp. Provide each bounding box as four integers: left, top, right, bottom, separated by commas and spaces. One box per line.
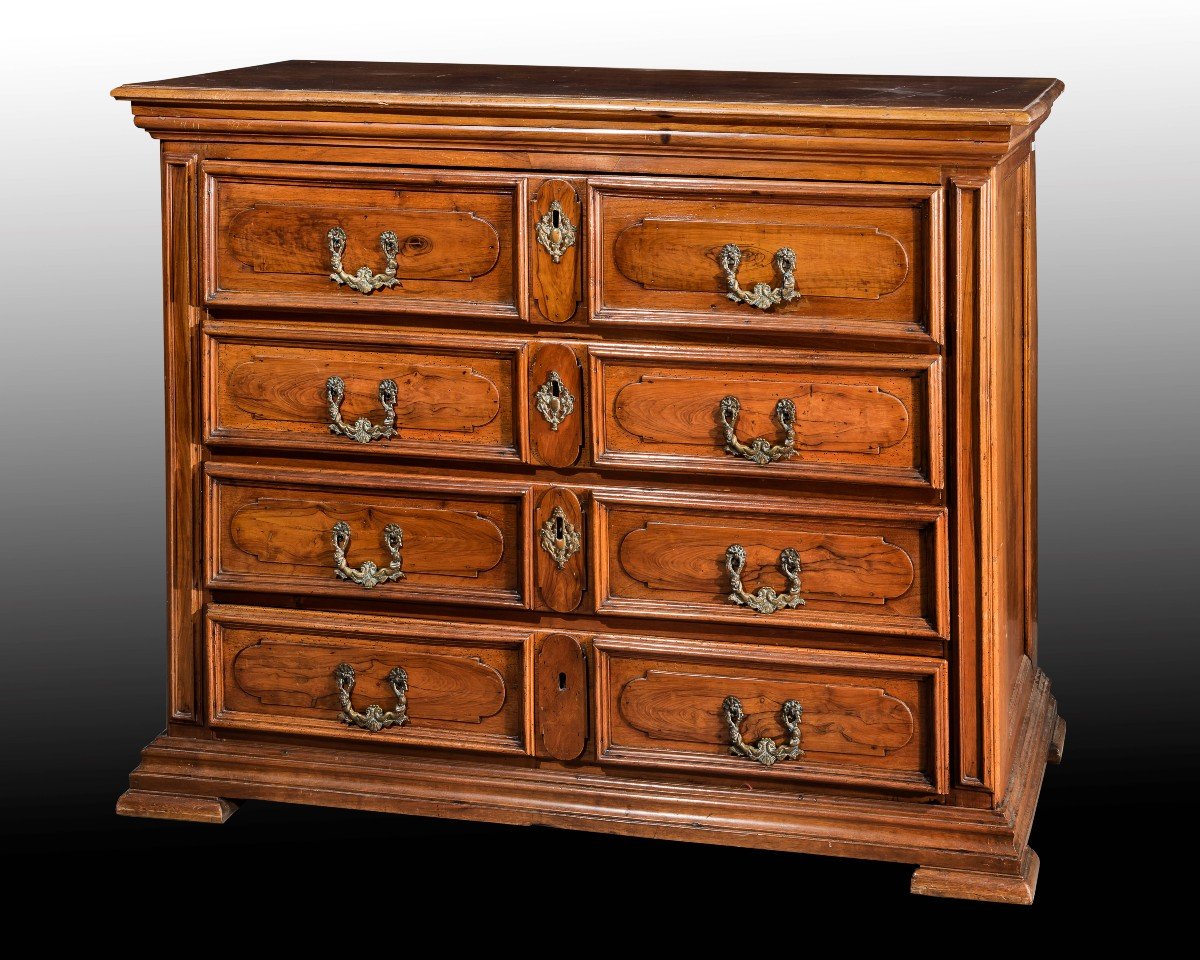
208, 605, 531, 756
594, 636, 947, 794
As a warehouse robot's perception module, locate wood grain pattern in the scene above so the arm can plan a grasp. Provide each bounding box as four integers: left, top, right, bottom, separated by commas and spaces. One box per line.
594, 490, 946, 638
114, 60, 1063, 903
209, 605, 530, 754
535, 633, 588, 761
529, 342, 583, 468
205, 328, 519, 461
595, 635, 947, 794
530, 178, 582, 323
591, 177, 939, 342
590, 343, 941, 488
206, 464, 528, 609
205, 162, 521, 318
535, 488, 585, 614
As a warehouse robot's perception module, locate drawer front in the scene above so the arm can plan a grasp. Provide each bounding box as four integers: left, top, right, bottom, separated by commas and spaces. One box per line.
206, 465, 529, 609
591, 177, 940, 342
205, 162, 520, 318
590, 344, 942, 488
595, 635, 948, 794
594, 490, 947, 638
208, 605, 531, 755
204, 323, 524, 462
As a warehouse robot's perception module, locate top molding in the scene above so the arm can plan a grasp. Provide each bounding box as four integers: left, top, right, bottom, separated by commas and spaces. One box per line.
113, 60, 1064, 164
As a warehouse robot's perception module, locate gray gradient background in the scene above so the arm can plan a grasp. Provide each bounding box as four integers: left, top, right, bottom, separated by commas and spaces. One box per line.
2, 0, 1196, 915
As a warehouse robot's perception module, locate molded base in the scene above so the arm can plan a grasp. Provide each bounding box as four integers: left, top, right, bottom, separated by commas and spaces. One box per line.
121, 672, 1060, 903
117, 788, 239, 824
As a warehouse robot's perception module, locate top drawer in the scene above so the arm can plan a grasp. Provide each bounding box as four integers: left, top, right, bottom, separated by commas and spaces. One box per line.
591, 177, 941, 344
204, 162, 520, 319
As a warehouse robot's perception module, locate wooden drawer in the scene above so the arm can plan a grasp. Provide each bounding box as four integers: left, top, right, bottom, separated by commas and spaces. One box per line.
593, 489, 947, 638
590, 177, 940, 342
589, 343, 942, 488
206, 464, 530, 609
204, 162, 520, 319
594, 635, 948, 794
208, 605, 531, 755
204, 321, 524, 463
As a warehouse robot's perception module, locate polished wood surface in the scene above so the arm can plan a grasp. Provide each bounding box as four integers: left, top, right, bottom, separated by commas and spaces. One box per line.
206, 162, 521, 318
595, 635, 946, 794
590, 343, 941, 488
209, 605, 529, 754
115, 60, 1062, 904
592, 177, 938, 341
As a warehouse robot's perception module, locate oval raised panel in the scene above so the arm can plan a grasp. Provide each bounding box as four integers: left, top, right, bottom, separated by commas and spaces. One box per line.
618, 521, 915, 604
229, 498, 505, 577
227, 356, 501, 431
614, 219, 909, 300
228, 205, 501, 280
232, 639, 507, 722
617, 669, 915, 757
614, 376, 909, 453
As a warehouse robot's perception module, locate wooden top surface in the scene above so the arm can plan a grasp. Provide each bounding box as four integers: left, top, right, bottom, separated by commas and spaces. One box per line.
113, 60, 1063, 123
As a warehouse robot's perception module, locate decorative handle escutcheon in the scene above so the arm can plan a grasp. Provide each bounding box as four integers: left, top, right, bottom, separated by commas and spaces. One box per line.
327, 376, 398, 443
722, 696, 803, 767
535, 200, 577, 263
327, 226, 400, 294
334, 663, 409, 732
539, 506, 581, 569
719, 395, 797, 465
534, 370, 575, 431
332, 520, 405, 589
718, 243, 801, 310
726, 544, 805, 613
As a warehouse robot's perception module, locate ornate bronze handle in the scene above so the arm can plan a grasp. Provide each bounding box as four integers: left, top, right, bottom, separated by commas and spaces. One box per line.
535, 200, 577, 263
722, 696, 803, 767
326, 376, 398, 443
718, 243, 800, 310
539, 505, 582, 569
331, 520, 405, 589
327, 226, 400, 294
719, 395, 797, 465
334, 663, 409, 732
534, 370, 575, 431
726, 544, 805, 613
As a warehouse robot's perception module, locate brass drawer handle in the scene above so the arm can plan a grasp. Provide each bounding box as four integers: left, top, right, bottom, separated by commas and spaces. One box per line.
326, 376, 398, 443
534, 370, 575, 431
334, 663, 409, 732
539, 505, 581, 569
718, 243, 800, 310
719, 395, 797, 465
726, 544, 805, 613
722, 696, 803, 767
327, 226, 400, 294
331, 520, 405, 589
535, 200, 577, 263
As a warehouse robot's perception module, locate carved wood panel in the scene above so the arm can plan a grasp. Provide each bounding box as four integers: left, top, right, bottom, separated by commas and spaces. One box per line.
535, 633, 588, 761
590, 176, 941, 343
535, 487, 585, 613
204, 162, 521, 318
205, 325, 521, 462
593, 490, 947, 638
206, 464, 529, 609
530, 178, 582, 322
589, 343, 941, 487
209, 604, 531, 754
594, 635, 947, 793
529, 342, 583, 467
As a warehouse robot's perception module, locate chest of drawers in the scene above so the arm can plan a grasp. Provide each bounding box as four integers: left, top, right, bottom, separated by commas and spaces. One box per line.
112, 61, 1064, 903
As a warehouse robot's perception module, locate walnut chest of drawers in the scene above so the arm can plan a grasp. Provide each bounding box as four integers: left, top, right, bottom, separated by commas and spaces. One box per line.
112, 61, 1065, 903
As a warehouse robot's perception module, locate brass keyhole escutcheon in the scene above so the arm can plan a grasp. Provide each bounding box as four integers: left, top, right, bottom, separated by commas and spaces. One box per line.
536, 199, 577, 263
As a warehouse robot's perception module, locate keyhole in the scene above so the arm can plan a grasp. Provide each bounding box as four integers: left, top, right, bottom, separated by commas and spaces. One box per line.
550, 378, 561, 397
555, 514, 565, 540
558, 672, 567, 691
552, 208, 561, 229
